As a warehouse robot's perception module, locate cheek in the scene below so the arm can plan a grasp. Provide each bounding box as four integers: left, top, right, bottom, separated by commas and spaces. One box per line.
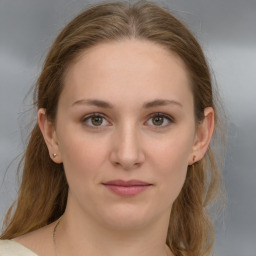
57, 129, 109, 184
151, 130, 193, 169
148, 130, 194, 200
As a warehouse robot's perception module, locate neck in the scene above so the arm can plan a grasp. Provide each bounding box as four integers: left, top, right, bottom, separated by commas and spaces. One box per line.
54, 208, 173, 256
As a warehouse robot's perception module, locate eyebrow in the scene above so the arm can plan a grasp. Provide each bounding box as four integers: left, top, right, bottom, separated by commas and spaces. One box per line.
72, 99, 113, 108
142, 99, 182, 108
72, 99, 182, 109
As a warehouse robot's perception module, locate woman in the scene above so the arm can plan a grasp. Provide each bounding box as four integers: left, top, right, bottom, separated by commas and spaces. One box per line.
0, 1, 225, 255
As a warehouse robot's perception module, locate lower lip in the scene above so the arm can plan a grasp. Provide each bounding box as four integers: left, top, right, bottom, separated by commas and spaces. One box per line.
103, 184, 151, 197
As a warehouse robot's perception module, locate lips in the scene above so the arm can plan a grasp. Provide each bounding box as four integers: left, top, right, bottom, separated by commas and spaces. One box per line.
102, 179, 152, 196
103, 179, 152, 186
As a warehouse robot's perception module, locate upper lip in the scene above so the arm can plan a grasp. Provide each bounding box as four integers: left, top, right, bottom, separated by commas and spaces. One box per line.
102, 179, 152, 186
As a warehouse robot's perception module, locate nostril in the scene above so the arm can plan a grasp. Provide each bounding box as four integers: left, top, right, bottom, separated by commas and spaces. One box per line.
109, 134, 145, 169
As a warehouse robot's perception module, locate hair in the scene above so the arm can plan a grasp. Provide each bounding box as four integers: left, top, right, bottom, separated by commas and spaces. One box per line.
1, 1, 225, 255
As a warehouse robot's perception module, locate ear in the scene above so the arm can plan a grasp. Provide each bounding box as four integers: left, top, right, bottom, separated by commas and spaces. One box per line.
189, 107, 215, 165
38, 108, 62, 164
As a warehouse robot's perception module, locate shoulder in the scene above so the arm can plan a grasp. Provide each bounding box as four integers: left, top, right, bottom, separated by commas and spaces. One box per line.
0, 222, 56, 256
0, 240, 38, 255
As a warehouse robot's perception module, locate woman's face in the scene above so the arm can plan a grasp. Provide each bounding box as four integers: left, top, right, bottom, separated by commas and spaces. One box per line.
50, 39, 199, 229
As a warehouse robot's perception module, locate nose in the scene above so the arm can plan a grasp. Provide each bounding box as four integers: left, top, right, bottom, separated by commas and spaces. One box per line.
109, 124, 145, 170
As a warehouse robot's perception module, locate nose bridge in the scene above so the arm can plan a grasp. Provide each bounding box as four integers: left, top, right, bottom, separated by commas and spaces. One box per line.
119, 122, 139, 154
110, 120, 145, 169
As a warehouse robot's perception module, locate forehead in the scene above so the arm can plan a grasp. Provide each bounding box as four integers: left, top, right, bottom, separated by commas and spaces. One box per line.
61, 39, 193, 108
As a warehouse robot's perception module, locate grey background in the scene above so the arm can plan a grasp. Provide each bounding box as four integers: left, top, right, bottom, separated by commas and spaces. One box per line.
0, 0, 256, 255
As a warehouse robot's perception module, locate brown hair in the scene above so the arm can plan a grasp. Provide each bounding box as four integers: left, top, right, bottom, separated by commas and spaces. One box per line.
1, 1, 225, 255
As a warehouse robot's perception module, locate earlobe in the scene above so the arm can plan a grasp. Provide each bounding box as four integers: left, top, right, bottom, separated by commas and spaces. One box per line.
37, 108, 62, 164
189, 107, 215, 165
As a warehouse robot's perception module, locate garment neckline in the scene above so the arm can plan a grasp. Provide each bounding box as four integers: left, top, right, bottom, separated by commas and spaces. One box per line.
1, 239, 38, 255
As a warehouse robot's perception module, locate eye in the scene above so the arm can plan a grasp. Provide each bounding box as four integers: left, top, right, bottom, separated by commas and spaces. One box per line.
81, 113, 110, 128
146, 113, 174, 128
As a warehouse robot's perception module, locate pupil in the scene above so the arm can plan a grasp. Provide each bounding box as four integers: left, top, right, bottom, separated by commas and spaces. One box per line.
153, 116, 163, 125
92, 116, 103, 126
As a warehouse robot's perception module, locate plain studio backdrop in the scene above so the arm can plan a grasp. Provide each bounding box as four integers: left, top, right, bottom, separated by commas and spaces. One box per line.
0, 0, 255, 255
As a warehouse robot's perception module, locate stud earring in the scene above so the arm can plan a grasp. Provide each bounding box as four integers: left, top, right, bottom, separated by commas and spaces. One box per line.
192, 155, 196, 162
52, 153, 57, 158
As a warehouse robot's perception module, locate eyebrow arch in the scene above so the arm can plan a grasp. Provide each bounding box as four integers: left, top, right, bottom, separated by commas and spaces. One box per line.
71, 98, 182, 109
72, 99, 114, 108
143, 99, 183, 108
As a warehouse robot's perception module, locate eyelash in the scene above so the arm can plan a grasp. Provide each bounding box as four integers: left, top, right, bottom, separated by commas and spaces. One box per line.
81, 112, 174, 129
147, 112, 174, 128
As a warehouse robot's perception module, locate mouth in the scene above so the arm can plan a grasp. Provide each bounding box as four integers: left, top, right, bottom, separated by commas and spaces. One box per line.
102, 179, 153, 197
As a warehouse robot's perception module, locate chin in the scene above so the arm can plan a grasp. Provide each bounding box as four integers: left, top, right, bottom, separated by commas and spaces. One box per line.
95, 204, 159, 231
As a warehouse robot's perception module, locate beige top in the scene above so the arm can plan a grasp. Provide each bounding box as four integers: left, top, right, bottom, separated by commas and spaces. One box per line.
0, 240, 37, 256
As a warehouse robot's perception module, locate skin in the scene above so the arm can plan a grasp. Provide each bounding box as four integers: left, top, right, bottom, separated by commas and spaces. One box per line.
15, 39, 214, 256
